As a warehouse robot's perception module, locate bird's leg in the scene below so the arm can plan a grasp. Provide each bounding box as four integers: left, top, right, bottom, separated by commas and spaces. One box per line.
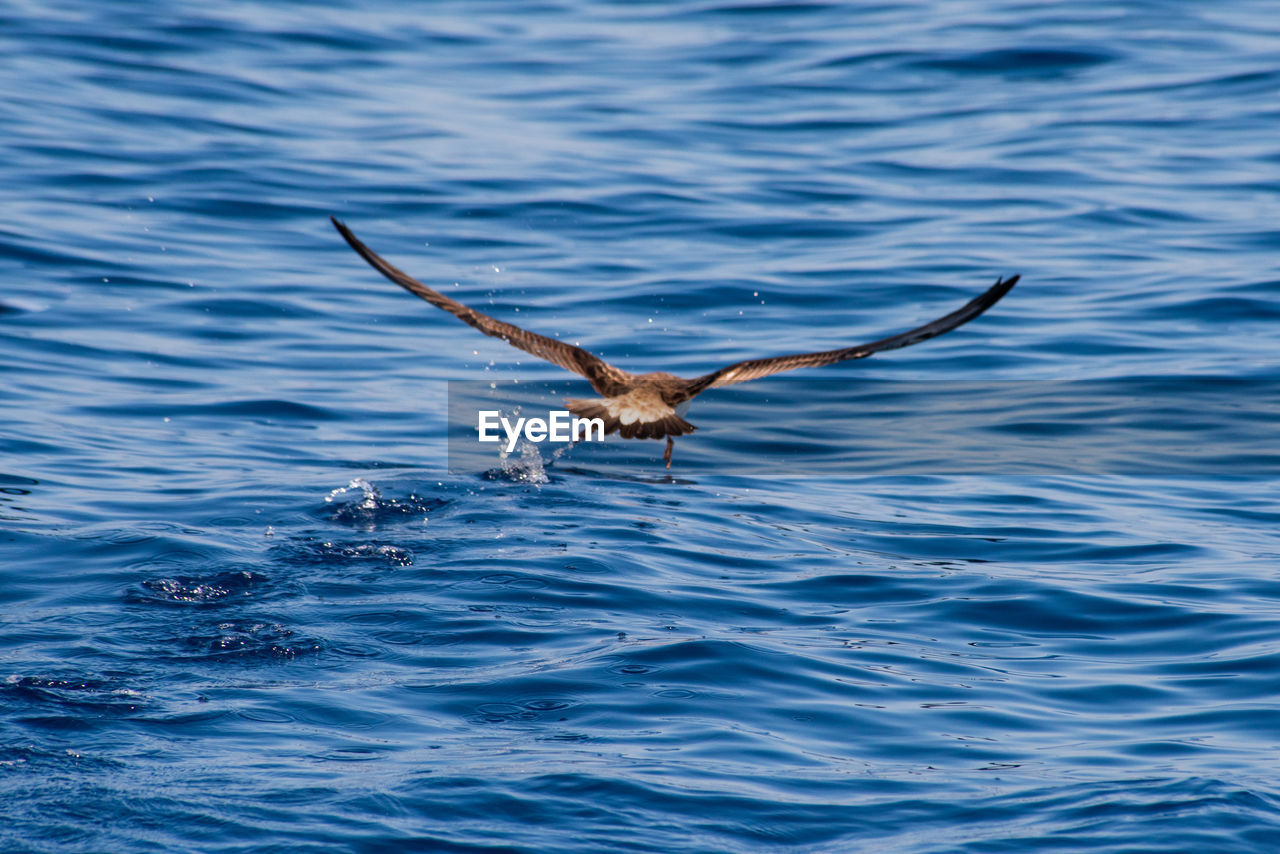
664, 437, 674, 469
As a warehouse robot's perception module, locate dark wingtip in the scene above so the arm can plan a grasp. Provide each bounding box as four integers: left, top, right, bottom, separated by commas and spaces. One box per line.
982, 273, 1020, 306
329, 216, 380, 268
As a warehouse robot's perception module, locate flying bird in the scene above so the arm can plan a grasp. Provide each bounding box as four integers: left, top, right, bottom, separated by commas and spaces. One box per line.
331, 217, 1018, 468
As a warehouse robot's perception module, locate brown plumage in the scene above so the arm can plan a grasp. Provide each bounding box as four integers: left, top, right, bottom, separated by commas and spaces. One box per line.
331, 217, 1018, 468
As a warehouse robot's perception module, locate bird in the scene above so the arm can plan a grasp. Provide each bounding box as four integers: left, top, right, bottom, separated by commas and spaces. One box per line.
331, 217, 1018, 468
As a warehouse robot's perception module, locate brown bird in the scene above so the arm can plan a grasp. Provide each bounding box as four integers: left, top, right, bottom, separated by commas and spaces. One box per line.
331, 217, 1018, 468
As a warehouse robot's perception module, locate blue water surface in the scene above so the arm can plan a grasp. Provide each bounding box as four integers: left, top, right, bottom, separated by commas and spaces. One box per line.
4, 1, 1280, 851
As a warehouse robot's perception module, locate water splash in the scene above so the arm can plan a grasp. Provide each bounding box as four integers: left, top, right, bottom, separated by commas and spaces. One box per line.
483, 440, 577, 484
325, 478, 381, 510
320, 478, 450, 530
483, 442, 549, 483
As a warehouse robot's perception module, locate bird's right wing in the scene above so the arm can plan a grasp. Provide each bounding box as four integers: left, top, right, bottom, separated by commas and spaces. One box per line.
332, 217, 633, 396
678, 274, 1019, 399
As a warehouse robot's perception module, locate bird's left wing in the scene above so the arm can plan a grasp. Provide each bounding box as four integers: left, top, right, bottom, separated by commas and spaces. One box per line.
331, 217, 633, 396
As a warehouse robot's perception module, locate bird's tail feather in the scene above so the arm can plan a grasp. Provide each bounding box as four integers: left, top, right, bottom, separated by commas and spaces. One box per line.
565, 398, 696, 440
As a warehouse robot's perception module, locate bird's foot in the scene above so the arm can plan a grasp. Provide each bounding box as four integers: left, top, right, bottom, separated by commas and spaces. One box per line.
664, 437, 673, 469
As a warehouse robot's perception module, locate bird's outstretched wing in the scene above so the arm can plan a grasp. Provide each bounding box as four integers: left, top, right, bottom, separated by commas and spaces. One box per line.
331, 217, 633, 396
678, 274, 1019, 400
